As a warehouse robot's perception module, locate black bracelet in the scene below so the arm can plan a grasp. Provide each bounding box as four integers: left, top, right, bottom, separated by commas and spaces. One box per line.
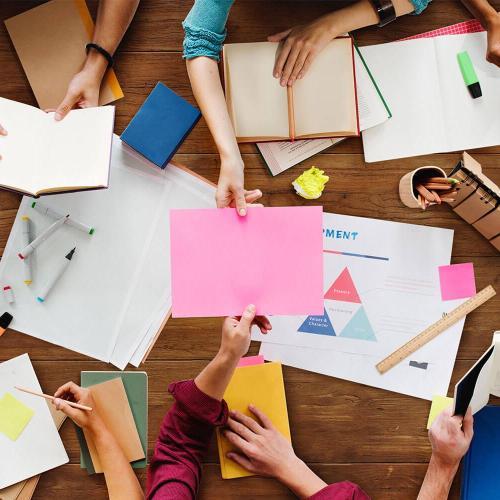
370, 0, 397, 27
85, 42, 114, 68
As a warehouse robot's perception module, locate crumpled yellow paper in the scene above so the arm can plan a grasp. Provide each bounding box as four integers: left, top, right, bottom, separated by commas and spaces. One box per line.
292, 166, 329, 200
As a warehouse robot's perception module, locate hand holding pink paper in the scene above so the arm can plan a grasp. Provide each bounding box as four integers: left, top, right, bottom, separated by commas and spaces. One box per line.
170, 206, 324, 317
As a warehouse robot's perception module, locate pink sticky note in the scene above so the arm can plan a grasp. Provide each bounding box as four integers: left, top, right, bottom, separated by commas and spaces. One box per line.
438, 263, 476, 301
170, 206, 324, 317
238, 355, 265, 367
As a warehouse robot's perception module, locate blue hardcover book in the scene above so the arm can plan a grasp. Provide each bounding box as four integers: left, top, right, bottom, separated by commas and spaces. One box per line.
461, 405, 500, 499
121, 82, 200, 168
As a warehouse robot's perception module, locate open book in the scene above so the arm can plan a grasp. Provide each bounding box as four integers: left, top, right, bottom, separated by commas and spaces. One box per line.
223, 38, 359, 142
0, 98, 114, 196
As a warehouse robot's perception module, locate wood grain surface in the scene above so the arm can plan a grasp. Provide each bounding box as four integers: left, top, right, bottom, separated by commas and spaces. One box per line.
0, 1, 499, 499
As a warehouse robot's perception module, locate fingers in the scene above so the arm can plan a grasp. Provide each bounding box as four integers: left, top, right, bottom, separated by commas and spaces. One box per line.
54, 381, 84, 401
55, 91, 79, 121
288, 49, 309, 86
249, 404, 274, 430
227, 416, 256, 442
267, 28, 292, 43
280, 44, 301, 86
238, 304, 257, 330
253, 315, 272, 334
463, 406, 474, 440
273, 39, 293, 80
224, 429, 252, 454
244, 189, 263, 204
0, 124, 7, 136
297, 53, 314, 80
226, 451, 254, 471
52, 397, 80, 421
235, 188, 247, 216
230, 409, 264, 435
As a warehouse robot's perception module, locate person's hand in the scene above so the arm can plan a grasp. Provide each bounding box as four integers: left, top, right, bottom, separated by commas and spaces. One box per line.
224, 405, 301, 480
220, 305, 272, 360
486, 12, 500, 67
52, 381, 104, 433
429, 406, 474, 469
217, 161, 262, 215
268, 13, 339, 87
53, 67, 103, 121
0, 123, 6, 160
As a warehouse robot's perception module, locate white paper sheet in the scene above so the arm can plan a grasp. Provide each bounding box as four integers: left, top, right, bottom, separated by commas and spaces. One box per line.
361, 32, 500, 162
0, 136, 215, 367
255, 213, 464, 401
0, 354, 68, 488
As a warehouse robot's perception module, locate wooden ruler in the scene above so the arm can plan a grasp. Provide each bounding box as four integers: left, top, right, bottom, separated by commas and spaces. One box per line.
376, 285, 496, 374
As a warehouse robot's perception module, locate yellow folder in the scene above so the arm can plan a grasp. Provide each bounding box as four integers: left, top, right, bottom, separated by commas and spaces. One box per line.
216, 362, 291, 479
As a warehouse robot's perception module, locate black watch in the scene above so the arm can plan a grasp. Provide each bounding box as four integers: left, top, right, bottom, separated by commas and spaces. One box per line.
370, 0, 397, 27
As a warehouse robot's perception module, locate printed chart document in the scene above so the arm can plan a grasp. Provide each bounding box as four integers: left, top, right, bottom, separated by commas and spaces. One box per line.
0, 136, 215, 369
0, 98, 114, 196
361, 32, 500, 161
254, 213, 465, 401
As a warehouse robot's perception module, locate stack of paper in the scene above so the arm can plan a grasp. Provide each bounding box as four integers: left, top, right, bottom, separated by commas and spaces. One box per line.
0, 354, 68, 490
253, 212, 467, 401
0, 136, 215, 368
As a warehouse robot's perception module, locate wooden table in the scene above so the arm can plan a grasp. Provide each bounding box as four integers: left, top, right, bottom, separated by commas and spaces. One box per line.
1, 1, 499, 498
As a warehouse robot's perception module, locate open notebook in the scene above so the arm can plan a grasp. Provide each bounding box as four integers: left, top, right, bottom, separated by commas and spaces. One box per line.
0, 98, 114, 196
223, 38, 359, 142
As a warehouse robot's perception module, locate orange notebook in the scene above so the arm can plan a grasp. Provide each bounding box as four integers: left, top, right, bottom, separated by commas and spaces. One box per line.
5, 0, 123, 110
216, 362, 291, 479
223, 38, 359, 143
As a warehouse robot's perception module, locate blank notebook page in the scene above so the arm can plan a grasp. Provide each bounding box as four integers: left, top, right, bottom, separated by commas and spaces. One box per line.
225, 42, 289, 138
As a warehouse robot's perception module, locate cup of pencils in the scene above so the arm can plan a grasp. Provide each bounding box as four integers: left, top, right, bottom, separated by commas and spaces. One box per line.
399, 166, 459, 210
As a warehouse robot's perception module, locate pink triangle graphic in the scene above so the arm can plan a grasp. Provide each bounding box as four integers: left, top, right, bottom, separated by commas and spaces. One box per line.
324, 267, 361, 303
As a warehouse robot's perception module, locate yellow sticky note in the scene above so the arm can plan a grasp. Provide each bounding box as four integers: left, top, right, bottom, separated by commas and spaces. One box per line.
0, 392, 34, 440
217, 362, 290, 479
427, 395, 453, 429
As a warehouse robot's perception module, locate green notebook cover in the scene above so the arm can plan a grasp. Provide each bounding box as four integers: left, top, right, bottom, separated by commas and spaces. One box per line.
77, 371, 148, 474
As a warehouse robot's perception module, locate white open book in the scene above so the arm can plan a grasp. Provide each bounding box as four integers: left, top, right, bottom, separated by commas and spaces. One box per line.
0, 98, 114, 196
223, 38, 359, 142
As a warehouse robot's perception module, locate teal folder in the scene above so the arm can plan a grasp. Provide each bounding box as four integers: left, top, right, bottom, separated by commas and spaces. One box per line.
77, 371, 148, 474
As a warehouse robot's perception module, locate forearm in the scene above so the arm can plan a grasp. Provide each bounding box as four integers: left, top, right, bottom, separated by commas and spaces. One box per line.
278, 458, 328, 499
186, 57, 242, 167
84, 0, 140, 80
321, 0, 416, 35
195, 349, 240, 400
461, 0, 499, 27
417, 456, 459, 500
90, 425, 144, 500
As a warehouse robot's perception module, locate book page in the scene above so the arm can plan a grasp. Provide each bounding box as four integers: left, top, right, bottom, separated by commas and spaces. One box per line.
360, 38, 447, 162
224, 42, 289, 139
293, 38, 358, 137
435, 32, 500, 151
0, 98, 45, 194
39, 106, 114, 193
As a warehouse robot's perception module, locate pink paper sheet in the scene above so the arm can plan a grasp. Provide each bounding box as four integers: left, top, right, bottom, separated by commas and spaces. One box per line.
238, 355, 265, 367
170, 206, 324, 317
438, 263, 476, 301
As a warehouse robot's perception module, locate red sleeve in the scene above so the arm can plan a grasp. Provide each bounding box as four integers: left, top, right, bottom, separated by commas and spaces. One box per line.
308, 481, 371, 500
146, 379, 228, 499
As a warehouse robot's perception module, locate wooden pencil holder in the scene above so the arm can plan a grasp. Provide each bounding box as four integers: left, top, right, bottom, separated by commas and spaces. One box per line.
399, 166, 447, 209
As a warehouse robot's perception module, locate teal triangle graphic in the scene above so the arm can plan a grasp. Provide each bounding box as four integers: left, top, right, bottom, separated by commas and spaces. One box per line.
339, 307, 376, 341
298, 309, 336, 336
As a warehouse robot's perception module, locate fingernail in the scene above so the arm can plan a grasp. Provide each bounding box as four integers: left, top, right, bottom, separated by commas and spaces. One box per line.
54, 113, 62, 122
274, 72, 278, 78
238, 208, 246, 216
247, 304, 255, 312
280, 80, 285, 86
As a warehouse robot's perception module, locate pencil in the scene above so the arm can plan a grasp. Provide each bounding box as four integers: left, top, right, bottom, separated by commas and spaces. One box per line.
416, 184, 437, 202
427, 177, 459, 184
15, 385, 93, 411
431, 190, 441, 204
423, 183, 457, 191
287, 86, 295, 141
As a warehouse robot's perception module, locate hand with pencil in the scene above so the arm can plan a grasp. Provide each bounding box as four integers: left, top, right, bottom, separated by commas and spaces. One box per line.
415, 176, 460, 210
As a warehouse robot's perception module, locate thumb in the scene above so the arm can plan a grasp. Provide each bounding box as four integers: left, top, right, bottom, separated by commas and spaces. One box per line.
268, 29, 292, 42
463, 406, 474, 440
235, 189, 247, 217
55, 91, 79, 121
53, 398, 80, 422
238, 304, 256, 330
0, 124, 7, 136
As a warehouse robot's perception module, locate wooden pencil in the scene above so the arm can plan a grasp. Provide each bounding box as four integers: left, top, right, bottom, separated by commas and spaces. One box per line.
416, 184, 437, 202
423, 183, 457, 191
431, 190, 441, 204
15, 385, 93, 411
287, 86, 295, 141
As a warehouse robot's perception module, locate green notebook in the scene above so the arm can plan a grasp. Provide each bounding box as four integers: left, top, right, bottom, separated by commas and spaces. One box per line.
77, 371, 148, 474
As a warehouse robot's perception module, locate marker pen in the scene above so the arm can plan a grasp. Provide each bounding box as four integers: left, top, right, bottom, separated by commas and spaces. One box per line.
18, 215, 69, 260
0, 312, 13, 337
21, 216, 32, 285
3, 285, 15, 304
31, 201, 94, 235
37, 247, 76, 303
457, 51, 482, 99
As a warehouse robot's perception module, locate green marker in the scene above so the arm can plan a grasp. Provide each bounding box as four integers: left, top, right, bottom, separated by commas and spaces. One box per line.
457, 51, 482, 99
31, 201, 95, 235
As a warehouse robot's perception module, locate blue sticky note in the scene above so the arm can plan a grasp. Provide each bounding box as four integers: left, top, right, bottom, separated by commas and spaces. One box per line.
121, 82, 201, 168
